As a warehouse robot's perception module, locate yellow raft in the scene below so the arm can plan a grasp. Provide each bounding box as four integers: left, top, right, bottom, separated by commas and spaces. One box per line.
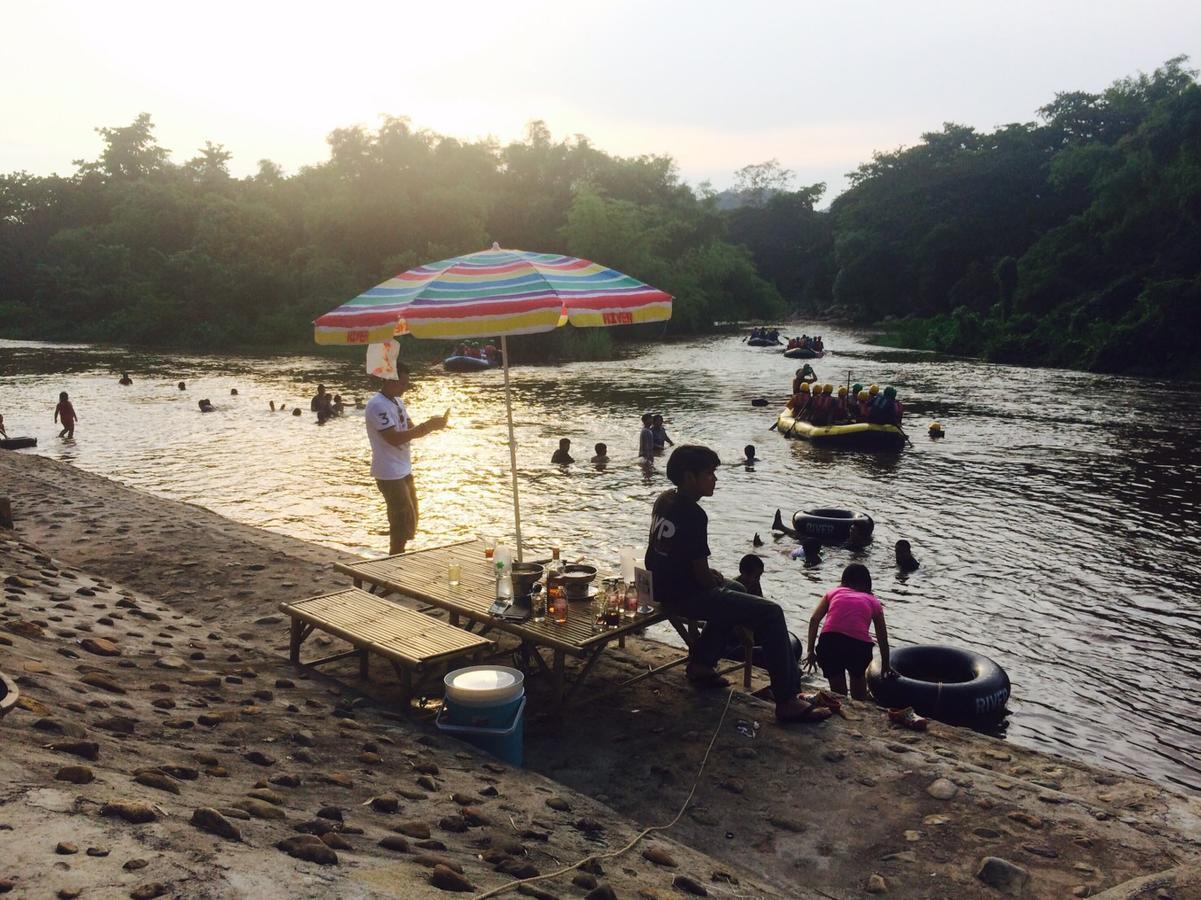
776, 409, 906, 449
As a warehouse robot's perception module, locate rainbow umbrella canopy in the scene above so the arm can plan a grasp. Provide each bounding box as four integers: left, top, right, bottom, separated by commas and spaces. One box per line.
314, 244, 672, 557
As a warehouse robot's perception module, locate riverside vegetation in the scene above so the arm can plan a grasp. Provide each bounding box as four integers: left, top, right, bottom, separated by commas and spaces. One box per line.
1, 58, 1198, 375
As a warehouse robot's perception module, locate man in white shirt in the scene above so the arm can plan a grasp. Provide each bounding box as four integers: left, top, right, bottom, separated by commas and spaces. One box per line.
364, 364, 448, 554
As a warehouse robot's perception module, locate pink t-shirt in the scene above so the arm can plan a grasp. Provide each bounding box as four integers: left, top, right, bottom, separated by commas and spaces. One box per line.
820, 586, 883, 644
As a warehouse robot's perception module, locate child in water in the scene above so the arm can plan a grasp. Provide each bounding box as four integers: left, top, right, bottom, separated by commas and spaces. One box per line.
790, 538, 822, 567
651, 414, 674, 455
54, 392, 78, 438
590, 442, 609, 465
732, 553, 765, 596
805, 563, 892, 700
551, 438, 574, 464
895, 540, 920, 572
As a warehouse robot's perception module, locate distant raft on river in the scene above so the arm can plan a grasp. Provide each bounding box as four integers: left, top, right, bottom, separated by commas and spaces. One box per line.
782, 346, 823, 359
776, 409, 906, 450
443, 354, 499, 373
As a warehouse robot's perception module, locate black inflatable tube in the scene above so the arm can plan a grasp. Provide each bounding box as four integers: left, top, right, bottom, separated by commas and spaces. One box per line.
793, 508, 874, 544
867, 644, 1010, 722
0, 437, 37, 450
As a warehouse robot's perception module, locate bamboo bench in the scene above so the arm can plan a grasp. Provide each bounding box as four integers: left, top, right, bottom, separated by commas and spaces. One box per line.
280, 588, 493, 703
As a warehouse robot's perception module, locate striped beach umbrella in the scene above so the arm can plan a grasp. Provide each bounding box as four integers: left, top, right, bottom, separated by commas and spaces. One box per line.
314, 244, 672, 558
313, 243, 672, 345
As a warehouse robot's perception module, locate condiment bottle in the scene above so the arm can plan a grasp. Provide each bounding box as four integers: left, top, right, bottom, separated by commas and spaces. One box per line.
495, 560, 512, 603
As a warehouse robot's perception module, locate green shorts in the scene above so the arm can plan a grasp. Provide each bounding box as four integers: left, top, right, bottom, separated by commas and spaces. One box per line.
376, 475, 418, 548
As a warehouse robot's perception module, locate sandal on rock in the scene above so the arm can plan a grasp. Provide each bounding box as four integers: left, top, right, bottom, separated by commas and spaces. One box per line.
806, 690, 843, 714
776, 700, 833, 725
687, 670, 731, 690
888, 706, 929, 731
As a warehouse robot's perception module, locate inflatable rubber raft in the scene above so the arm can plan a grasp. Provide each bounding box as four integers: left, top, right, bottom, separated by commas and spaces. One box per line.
747, 337, 781, 347
776, 410, 905, 449
443, 355, 496, 373
0, 437, 37, 450
867, 645, 1010, 723
782, 347, 823, 359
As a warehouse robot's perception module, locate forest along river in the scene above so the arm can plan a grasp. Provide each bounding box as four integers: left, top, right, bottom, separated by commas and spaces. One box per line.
2, 331, 1200, 794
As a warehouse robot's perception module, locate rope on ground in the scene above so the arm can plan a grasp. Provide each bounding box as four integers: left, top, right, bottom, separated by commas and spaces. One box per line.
471, 687, 737, 900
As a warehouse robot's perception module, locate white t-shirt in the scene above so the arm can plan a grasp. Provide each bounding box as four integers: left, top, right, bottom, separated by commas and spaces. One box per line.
365, 391, 413, 480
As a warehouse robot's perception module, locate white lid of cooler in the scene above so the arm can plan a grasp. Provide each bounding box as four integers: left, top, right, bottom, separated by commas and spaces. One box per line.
444, 665, 525, 705
450, 668, 518, 692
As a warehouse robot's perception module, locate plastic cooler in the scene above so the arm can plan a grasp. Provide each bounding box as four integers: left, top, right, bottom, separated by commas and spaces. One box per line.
436, 666, 526, 766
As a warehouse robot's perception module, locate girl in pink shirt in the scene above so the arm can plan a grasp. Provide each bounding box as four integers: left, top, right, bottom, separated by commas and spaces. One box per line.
804, 564, 892, 700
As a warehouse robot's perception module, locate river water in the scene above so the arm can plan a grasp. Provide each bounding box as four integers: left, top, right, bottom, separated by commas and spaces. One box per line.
2, 331, 1199, 794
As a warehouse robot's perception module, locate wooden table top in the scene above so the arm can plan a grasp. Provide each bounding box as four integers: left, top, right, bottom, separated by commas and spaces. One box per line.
336, 540, 664, 655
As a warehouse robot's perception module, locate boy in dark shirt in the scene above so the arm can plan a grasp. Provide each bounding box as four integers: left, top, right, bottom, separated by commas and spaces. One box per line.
551, 438, 574, 465
645, 445, 831, 724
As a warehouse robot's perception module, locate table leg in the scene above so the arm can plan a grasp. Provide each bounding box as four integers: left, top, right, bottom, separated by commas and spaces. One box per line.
359, 647, 369, 681
552, 650, 566, 709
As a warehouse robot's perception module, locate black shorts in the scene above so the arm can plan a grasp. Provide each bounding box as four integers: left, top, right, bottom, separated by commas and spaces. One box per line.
816, 631, 874, 678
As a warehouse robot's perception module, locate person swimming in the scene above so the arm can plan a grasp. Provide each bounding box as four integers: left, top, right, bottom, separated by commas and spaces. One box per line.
895, 540, 920, 572
790, 538, 823, 567
551, 438, 574, 465
590, 442, 609, 465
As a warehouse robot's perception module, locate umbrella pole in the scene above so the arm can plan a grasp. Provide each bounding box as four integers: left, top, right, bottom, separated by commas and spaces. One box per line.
500, 335, 524, 562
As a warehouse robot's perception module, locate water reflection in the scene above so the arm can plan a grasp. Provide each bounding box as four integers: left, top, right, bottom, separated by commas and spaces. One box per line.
2, 333, 1200, 794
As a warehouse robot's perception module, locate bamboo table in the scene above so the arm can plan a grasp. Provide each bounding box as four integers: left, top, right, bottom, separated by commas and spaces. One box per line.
335, 539, 689, 709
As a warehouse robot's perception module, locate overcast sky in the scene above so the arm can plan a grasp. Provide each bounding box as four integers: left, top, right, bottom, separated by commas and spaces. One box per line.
4, 0, 1199, 200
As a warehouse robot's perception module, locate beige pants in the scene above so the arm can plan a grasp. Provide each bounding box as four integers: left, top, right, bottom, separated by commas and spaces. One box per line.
376, 475, 418, 553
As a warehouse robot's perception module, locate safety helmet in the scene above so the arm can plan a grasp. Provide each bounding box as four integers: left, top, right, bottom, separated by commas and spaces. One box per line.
837, 386, 848, 396
883, 386, 897, 398
857, 390, 869, 401
799, 383, 811, 393
851, 383, 863, 395
868, 384, 880, 396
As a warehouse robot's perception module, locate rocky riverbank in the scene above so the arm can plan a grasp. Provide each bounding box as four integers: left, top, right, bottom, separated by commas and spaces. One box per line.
2, 449, 1200, 898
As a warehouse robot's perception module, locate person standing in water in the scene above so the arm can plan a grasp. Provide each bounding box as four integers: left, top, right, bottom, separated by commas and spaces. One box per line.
54, 392, 78, 439
365, 364, 448, 554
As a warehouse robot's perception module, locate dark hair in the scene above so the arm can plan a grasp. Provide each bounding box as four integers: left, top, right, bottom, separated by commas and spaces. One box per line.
595, 443, 606, 454
744, 444, 755, 457
317, 384, 326, 392
559, 438, 571, 448
641, 412, 654, 425
895, 540, 911, 552
59, 391, 68, 401
738, 554, 764, 575
840, 563, 872, 592
665, 445, 720, 486
653, 413, 664, 422
801, 538, 821, 555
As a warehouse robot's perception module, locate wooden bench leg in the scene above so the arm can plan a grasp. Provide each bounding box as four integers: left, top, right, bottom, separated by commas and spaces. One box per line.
289, 618, 304, 664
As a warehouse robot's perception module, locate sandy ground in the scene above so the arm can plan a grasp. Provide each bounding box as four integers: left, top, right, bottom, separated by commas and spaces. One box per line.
2, 449, 1201, 899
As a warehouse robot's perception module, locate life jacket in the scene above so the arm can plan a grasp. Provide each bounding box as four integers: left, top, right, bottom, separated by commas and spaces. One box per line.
810, 394, 832, 424
788, 393, 810, 415
868, 395, 896, 424
857, 400, 871, 420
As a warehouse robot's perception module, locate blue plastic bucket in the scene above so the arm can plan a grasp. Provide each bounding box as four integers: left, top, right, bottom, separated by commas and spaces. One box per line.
436, 697, 526, 766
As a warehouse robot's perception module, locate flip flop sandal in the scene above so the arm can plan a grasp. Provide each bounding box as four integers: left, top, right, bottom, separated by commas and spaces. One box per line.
888, 706, 929, 731
776, 701, 833, 725
807, 690, 843, 713
687, 671, 731, 690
